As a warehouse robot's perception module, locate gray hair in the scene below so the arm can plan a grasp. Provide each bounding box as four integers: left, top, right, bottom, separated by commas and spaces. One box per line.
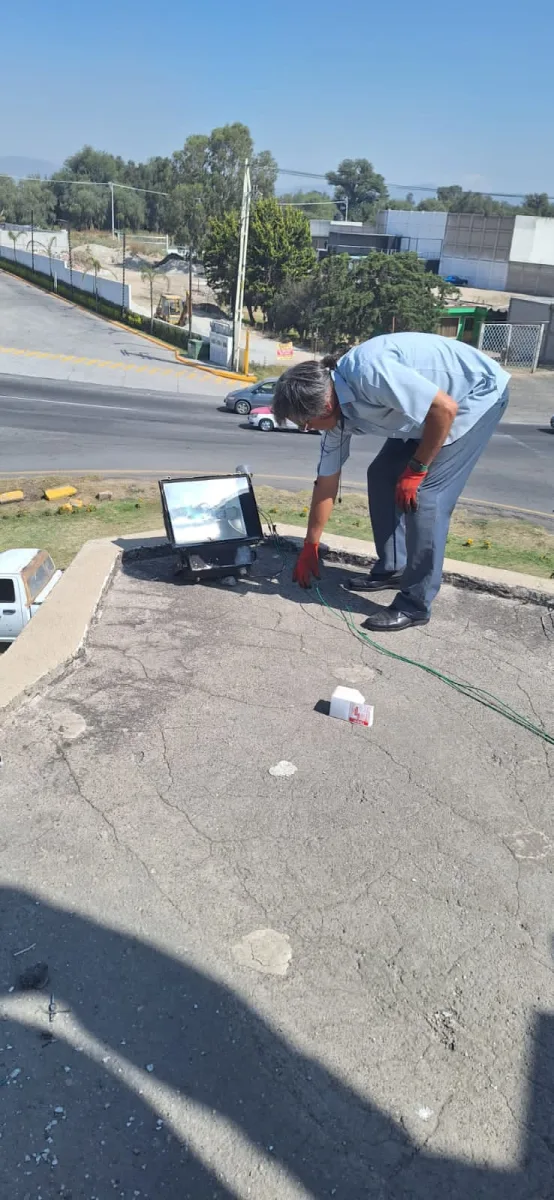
272, 355, 337, 425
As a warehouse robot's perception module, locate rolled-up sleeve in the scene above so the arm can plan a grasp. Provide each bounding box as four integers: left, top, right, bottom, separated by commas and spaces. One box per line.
317, 427, 352, 477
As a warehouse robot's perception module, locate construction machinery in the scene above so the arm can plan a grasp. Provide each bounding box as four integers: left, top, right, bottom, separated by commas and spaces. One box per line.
155, 293, 191, 325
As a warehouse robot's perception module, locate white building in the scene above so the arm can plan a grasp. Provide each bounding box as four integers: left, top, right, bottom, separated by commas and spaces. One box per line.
439, 214, 554, 295
375, 209, 447, 264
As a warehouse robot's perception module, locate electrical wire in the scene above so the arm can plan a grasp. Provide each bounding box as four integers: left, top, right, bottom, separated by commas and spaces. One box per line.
258, 530, 553, 745
313, 584, 554, 746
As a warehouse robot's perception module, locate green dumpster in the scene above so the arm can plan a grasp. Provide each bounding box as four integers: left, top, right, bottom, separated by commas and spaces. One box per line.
187, 337, 203, 360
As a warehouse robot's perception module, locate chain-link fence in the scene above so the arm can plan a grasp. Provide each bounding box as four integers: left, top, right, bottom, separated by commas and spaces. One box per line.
478, 322, 545, 371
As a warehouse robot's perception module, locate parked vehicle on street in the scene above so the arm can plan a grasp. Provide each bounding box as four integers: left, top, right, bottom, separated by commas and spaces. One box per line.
247, 406, 320, 433
0, 549, 62, 644
224, 378, 278, 415
445, 274, 469, 287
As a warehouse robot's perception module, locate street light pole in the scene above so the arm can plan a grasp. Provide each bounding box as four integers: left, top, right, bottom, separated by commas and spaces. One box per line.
232, 160, 252, 373
109, 182, 115, 238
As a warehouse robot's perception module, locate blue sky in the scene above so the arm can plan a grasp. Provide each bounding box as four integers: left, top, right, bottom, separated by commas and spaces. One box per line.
1, 0, 553, 195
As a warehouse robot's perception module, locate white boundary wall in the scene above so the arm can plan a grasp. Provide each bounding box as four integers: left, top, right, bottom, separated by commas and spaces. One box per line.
0, 243, 131, 308
438, 254, 508, 290
0, 227, 69, 255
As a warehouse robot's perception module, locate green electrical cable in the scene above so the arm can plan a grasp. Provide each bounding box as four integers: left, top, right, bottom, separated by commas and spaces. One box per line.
314, 585, 554, 747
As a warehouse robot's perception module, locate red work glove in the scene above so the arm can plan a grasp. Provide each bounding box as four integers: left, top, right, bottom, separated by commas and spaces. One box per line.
293, 540, 320, 588
395, 462, 429, 512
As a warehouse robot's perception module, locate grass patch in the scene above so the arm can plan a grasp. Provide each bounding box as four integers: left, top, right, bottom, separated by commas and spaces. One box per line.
249, 361, 288, 381
256, 487, 554, 580
0, 476, 552, 580
0, 476, 163, 568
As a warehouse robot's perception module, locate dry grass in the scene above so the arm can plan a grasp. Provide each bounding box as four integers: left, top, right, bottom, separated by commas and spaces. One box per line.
0, 475, 552, 578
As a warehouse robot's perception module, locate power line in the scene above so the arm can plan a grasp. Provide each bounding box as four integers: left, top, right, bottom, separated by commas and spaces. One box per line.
0, 174, 168, 197
276, 167, 549, 203
1, 167, 551, 205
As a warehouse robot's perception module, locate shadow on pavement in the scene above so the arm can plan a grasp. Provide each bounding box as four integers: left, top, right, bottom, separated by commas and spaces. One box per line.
1, 889, 552, 1198
121, 543, 385, 625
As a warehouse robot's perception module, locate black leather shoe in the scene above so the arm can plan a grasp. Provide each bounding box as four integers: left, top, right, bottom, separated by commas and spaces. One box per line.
347, 571, 404, 592
362, 605, 430, 631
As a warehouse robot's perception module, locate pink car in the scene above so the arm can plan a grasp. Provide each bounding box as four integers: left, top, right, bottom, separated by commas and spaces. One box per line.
247, 406, 319, 433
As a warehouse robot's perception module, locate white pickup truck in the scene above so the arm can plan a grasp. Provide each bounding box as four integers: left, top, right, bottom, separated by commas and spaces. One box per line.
0, 549, 62, 644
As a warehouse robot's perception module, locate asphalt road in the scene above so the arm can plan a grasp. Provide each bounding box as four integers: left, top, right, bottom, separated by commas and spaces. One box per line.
0, 373, 552, 520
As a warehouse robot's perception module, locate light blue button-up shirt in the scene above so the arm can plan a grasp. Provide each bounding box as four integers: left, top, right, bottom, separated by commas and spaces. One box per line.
317, 332, 511, 477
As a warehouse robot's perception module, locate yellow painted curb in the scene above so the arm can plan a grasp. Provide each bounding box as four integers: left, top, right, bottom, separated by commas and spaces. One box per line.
174, 351, 255, 382
44, 485, 77, 501
104, 317, 256, 382
0, 489, 25, 504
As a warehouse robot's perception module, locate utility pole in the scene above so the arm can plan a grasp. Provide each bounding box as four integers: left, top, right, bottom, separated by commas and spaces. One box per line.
30, 209, 35, 272
109, 182, 115, 238
188, 237, 193, 339
121, 228, 126, 317
232, 160, 252, 373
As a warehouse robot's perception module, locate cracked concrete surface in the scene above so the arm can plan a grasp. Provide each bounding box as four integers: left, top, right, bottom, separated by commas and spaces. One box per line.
0, 545, 553, 1198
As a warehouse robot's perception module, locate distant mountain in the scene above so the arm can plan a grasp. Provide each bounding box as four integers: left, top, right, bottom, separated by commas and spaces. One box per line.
0, 155, 60, 179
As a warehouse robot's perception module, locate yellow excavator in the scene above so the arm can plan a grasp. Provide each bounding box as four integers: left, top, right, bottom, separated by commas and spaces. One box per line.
155, 293, 191, 325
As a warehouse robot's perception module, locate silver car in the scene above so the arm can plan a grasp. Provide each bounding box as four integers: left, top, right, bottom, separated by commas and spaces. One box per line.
224, 378, 278, 415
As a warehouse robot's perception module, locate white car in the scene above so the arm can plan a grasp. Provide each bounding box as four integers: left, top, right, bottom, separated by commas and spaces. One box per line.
0, 549, 62, 644
247, 406, 319, 433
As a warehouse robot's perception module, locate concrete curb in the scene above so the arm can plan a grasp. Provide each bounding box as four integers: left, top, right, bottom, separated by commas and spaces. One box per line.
274, 523, 554, 607
1, 522, 552, 715
0, 528, 168, 714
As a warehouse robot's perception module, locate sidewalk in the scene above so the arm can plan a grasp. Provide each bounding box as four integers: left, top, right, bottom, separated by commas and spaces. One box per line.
0, 544, 553, 1196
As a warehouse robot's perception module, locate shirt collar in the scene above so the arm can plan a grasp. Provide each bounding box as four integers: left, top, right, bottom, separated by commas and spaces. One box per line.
332, 367, 358, 413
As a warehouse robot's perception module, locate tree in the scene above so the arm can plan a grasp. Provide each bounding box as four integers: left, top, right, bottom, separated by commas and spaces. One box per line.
14, 178, 56, 226
66, 185, 108, 230
141, 266, 168, 330
62, 145, 123, 182
267, 276, 321, 341
0, 176, 17, 222
326, 158, 388, 222
33, 234, 58, 277
417, 185, 517, 216
173, 124, 277, 220
203, 198, 316, 323
167, 182, 207, 333
437, 185, 464, 207
138, 156, 175, 231
202, 210, 238, 312
114, 186, 146, 231
417, 197, 447, 211
8, 230, 22, 262
351, 252, 453, 339
167, 183, 207, 252
523, 192, 554, 217
278, 190, 336, 219
245, 199, 316, 321
80, 254, 115, 308
268, 250, 456, 351
311, 255, 356, 347
388, 198, 415, 210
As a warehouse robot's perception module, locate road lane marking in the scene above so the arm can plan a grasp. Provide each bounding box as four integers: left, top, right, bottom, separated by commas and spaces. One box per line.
0, 344, 184, 377
0, 395, 139, 414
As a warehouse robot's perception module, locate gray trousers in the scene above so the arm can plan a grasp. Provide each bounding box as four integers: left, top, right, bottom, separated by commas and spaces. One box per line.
367, 390, 509, 616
